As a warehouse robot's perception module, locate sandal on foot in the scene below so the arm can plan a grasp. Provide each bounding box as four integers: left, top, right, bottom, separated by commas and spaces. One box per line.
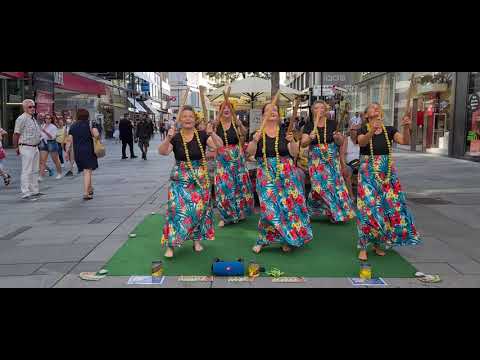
193, 243, 204, 253
252, 245, 263, 254
83, 195, 93, 201
373, 247, 386, 256
358, 250, 368, 261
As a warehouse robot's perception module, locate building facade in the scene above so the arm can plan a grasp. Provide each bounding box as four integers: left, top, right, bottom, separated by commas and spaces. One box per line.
348, 72, 479, 161
169, 72, 215, 121
0, 71, 171, 144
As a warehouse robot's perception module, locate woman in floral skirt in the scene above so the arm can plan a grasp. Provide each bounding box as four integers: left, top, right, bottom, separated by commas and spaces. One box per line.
356, 102, 421, 261
247, 103, 313, 253
158, 105, 223, 258
213, 98, 254, 227
301, 100, 355, 223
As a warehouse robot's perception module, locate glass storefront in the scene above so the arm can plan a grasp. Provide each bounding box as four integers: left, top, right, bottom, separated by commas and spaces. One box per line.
349, 72, 455, 154
348, 72, 396, 126
466, 72, 480, 158
0, 78, 25, 147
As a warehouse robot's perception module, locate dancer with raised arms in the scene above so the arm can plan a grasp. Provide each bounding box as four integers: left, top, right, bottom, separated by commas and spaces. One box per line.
247, 95, 312, 254
356, 102, 421, 261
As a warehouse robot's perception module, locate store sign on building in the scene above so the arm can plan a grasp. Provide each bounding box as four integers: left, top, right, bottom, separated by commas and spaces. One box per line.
468, 93, 479, 111
54, 72, 64, 85
141, 81, 150, 93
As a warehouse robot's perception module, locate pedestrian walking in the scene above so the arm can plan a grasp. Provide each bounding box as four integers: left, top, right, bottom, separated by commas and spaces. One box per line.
64, 115, 75, 176
113, 120, 120, 143
0, 127, 11, 187
301, 100, 355, 223
356, 102, 421, 261
135, 117, 153, 160
246, 102, 313, 254
55, 115, 66, 167
12, 99, 43, 200
38, 114, 63, 181
212, 97, 254, 228
119, 116, 137, 159
66, 109, 99, 201
159, 120, 166, 140
158, 105, 218, 259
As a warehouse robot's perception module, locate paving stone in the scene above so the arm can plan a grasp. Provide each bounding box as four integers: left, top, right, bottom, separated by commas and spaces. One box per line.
0, 244, 98, 264
448, 261, 480, 275
410, 262, 460, 276
69, 261, 108, 275
0, 264, 43, 276
0, 274, 63, 288
33, 262, 77, 276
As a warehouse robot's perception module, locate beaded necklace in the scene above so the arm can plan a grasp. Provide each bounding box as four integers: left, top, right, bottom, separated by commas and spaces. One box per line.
262, 125, 281, 183
221, 118, 240, 147
180, 128, 210, 190
367, 122, 392, 185
314, 117, 332, 163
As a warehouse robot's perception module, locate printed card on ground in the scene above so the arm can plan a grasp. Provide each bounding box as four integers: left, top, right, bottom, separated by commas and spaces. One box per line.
349, 278, 388, 286
272, 277, 305, 283
127, 276, 165, 285
178, 276, 214, 282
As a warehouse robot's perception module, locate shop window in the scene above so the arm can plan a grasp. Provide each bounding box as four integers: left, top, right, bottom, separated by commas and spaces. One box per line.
466, 72, 480, 157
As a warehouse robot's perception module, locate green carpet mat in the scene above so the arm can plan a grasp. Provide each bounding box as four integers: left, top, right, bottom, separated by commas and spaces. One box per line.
104, 214, 417, 278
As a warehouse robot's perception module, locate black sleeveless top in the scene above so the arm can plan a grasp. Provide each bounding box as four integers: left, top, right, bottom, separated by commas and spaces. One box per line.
216, 122, 239, 146
359, 125, 398, 155
302, 119, 336, 144
253, 127, 290, 159
170, 130, 208, 161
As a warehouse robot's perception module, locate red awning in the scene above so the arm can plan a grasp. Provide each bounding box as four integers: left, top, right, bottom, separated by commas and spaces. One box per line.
0, 72, 26, 79
56, 72, 106, 95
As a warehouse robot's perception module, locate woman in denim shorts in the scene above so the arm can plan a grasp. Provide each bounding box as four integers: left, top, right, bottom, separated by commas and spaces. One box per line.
39, 114, 63, 180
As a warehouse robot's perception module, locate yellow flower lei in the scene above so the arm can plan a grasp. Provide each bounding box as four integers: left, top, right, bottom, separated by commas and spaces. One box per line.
314, 117, 332, 163
180, 128, 210, 190
262, 125, 281, 183
221, 118, 240, 147
367, 122, 392, 185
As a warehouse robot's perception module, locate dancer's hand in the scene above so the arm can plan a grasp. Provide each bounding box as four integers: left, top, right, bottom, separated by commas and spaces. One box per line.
401, 115, 412, 128
206, 122, 214, 135
167, 127, 176, 139
252, 130, 262, 143
286, 131, 295, 143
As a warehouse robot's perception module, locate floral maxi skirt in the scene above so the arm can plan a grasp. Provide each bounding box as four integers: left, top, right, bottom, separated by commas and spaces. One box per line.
308, 143, 356, 222
214, 144, 254, 224
256, 156, 313, 247
356, 155, 421, 250
161, 160, 215, 248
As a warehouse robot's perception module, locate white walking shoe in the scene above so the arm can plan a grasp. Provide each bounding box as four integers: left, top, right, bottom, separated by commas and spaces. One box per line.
38, 176, 44, 182
56, 174, 63, 180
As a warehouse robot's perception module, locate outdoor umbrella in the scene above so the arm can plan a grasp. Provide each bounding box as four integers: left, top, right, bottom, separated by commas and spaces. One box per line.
207, 77, 303, 108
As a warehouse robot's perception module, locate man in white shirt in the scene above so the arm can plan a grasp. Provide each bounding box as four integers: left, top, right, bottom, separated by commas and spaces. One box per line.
13, 99, 43, 200
340, 124, 360, 199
